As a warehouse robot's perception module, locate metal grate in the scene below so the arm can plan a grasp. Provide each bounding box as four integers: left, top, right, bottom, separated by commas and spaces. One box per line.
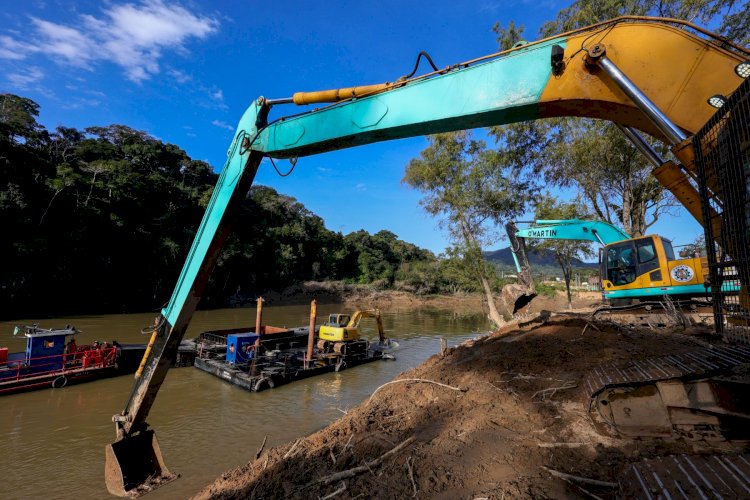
694, 77, 750, 342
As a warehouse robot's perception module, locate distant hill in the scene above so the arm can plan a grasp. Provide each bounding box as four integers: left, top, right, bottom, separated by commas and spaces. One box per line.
484, 247, 597, 277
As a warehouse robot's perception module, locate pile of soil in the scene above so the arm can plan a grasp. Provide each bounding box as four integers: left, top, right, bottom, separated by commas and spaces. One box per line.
194, 313, 733, 499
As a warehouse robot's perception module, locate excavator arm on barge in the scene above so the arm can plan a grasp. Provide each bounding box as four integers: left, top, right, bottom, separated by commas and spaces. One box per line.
105, 17, 750, 497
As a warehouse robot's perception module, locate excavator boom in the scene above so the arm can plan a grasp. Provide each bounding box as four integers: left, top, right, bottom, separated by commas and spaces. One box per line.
106, 17, 750, 497
252, 19, 747, 159
348, 310, 386, 343
514, 219, 630, 245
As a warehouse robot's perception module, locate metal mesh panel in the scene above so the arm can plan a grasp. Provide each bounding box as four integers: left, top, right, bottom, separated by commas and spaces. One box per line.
694, 77, 750, 343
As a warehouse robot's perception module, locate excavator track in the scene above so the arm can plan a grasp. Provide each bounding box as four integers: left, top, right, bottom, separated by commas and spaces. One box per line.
619, 453, 750, 498
590, 300, 714, 329
585, 345, 750, 440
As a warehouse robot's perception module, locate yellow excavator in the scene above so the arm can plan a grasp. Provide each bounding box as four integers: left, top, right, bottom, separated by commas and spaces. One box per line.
105, 17, 750, 497
503, 219, 738, 312
317, 309, 386, 355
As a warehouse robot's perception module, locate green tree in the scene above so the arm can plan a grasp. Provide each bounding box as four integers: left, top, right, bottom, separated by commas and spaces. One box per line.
0, 94, 46, 145
404, 131, 531, 327
678, 234, 707, 258
531, 195, 596, 308
540, 0, 745, 36
492, 1, 748, 238
0, 94, 445, 318
537, 120, 676, 237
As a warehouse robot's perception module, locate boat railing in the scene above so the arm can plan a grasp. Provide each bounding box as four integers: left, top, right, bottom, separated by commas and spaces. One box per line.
0, 346, 118, 383
197, 332, 229, 347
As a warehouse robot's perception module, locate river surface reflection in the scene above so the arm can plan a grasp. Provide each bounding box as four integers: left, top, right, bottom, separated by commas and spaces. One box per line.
0, 304, 488, 499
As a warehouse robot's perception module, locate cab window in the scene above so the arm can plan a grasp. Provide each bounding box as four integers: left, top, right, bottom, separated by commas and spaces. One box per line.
662, 239, 676, 261
635, 238, 660, 275
606, 243, 637, 286
636, 239, 656, 263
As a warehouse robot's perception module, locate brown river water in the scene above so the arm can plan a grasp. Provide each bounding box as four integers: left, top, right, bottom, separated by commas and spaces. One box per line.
0, 304, 488, 499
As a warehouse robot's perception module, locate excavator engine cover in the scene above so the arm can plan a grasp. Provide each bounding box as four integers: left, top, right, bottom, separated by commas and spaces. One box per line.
105, 430, 177, 497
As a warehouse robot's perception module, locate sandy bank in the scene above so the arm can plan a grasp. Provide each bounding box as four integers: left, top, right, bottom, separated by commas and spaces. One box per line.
193, 306, 732, 499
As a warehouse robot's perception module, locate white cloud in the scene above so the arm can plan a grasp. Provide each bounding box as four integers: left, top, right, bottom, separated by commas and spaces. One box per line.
168, 69, 192, 83
0, 1, 218, 83
211, 119, 234, 131
208, 87, 228, 110
7, 67, 45, 89
355, 183, 366, 191
0, 35, 34, 59
32, 18, 97, 68
61, 96, 102, 110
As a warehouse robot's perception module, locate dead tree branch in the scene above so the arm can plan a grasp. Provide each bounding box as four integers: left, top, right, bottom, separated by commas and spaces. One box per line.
367, 379, 464, 405
314, 436, 416, 486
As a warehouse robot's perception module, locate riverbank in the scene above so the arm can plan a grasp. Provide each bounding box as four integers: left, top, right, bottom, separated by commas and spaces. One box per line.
194, 308, 727, 499
261, 280, 600, 317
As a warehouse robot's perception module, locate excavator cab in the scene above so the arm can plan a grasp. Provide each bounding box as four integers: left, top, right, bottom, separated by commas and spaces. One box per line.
320, 313, 358, 342
326, 314, 351, 328
605, 243, 638, 286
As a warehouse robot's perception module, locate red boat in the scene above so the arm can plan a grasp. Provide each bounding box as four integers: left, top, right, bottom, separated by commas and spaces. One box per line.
0, 325, 146, 395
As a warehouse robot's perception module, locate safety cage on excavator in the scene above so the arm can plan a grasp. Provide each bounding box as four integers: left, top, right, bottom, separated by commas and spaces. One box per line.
694, 76, 750, 342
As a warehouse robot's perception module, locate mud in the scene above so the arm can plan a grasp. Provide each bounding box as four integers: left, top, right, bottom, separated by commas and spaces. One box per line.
194, 309, 739, 499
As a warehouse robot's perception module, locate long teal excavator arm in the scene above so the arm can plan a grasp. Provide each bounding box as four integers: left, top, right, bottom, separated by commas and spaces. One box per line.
506, 219, 629, 275
106, 17, 750, 497
515, 219, 631, 246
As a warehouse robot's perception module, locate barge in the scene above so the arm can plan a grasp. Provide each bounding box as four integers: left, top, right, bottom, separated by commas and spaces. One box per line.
0, 325, 149, 396
194, 304, 394, 392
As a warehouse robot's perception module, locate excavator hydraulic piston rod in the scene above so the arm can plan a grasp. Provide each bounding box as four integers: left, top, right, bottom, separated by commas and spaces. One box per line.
292, 83, 391, 105
589, 48, 687, 145
617, 124, 664, 168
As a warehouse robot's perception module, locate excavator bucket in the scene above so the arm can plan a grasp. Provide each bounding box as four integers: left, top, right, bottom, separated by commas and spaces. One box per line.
503, 222, 537, 314
502, 283, 537, 315
105, 430, 177, 497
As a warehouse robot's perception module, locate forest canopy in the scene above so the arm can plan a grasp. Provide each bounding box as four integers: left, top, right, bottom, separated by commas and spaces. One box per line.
0, 94, 449, 318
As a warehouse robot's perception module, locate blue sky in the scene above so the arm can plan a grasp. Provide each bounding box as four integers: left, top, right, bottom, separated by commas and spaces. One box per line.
0, 0, 705, 256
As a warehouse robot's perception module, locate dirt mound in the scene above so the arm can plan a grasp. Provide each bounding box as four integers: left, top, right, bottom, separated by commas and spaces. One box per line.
194, 315, 734, 499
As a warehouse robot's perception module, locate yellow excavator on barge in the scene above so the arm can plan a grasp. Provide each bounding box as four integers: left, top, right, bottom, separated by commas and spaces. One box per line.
317, 309, 386, 355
